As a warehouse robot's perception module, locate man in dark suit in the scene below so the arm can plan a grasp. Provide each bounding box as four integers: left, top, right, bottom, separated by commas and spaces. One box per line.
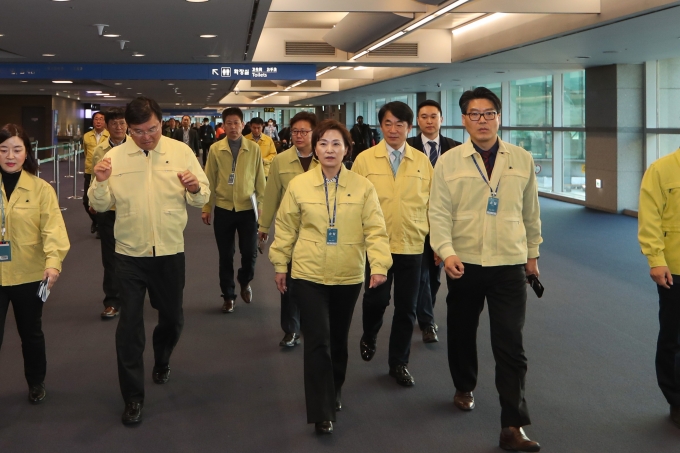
407, 100, 462, 343
199, 117, 215, 166
350, 116, 372, 160
174, 115, 201, 157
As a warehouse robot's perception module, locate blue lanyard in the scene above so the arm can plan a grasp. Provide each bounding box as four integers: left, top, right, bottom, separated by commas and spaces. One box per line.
471, 154, 500, 197
323, 176, 339, 227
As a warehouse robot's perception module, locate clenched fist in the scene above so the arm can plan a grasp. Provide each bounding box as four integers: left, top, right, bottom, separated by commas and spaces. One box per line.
178, 170, 200, 194
94, 157, 113, 182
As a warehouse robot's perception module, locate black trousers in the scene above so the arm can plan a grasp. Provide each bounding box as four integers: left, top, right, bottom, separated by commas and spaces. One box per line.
0, 281, 46, 386
213, 207, 258, 301
281, 268, 300, 335
97, 211, 120, 309
362, 253, 421, 368
115, 253, 185, 404
82, 173, 97, 226
446, 263, 531, 428
292, 279, 362, 423
416, 234, 443, 329
201, 143, 211, 166
656, 277, 680, 407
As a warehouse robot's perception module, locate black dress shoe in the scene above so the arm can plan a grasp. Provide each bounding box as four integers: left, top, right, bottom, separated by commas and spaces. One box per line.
279, 333, 301, 347
671, 405, 680, 428
152, 365, 171, 384
335, 389, 342, 411
222, 298, 234, 313
422, 325, 439, 343
240, 284, 252, 303
315, 421, 333, 434
90, 223, 97, 234
28, 383, 46, 404
360, 335, 376, 361
389, 364, 415, 387
122, 402, 143, 425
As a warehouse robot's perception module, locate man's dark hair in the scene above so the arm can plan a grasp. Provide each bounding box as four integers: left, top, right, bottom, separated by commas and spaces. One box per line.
104, 107, 125, 125
203, 117, 209, 123
290, 111, 317, 129
459, 87, 502, 114
92, 111, 105, 121
312, 119, 352, 162
222, 107, 243, 122
125, 97, 163, 126
182, 115, 191, 122
378, 101, 413, 126
0, 124, 39, 175
417, 100, 442, 116
250, 117, 264, 126
357, 116, 363, 121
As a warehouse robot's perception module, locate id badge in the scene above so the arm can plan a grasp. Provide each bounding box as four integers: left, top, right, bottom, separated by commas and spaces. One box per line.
486, 196, 499, 216
326, 228, 338, 245
228, 173, 235, 185
0, 242, 11, 262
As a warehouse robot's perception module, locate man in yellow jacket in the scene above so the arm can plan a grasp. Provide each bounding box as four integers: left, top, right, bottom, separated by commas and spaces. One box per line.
352, 101, 433, 388
258, 111, 317, 347
202, 107, 266, 314
90, 97, 209, 426
639, 148, 680, 429
429, 87, 542, 452
245, 117, 277, 178
83, 111, 109, 235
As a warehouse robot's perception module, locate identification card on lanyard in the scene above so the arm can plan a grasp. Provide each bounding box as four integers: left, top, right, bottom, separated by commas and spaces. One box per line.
324, 176, 339, 245
0, 196, 9, 261
472, 154, 500, 216
228, 151, 237, 185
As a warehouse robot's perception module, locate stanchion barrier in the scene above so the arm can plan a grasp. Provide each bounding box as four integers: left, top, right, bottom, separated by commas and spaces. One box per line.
55, 145, 67, 211
68, 142, 83, 200
64, 143, 74, 179
51, 145, 57, 184
35, 144, 56, 179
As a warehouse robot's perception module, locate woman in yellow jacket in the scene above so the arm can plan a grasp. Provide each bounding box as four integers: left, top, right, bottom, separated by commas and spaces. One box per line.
269, 120, 392, 435
0, 124, 70, 404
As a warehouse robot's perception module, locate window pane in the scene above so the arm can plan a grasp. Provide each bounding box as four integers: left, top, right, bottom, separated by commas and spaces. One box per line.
510, 76, 553, 127
563, 71, 585, 127
563, 131, 586, 198
658, 58, 680, 128
658, 134, 680, 158
474, 83, 501, 101
510, 130, 552, 192
442, 127, 465, 143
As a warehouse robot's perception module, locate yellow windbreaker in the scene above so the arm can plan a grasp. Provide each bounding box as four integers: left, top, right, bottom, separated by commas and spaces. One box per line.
244, 133, 277, 178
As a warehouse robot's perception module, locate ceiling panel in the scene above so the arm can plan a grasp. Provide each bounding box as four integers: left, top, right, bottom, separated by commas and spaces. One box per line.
264, 12, 348, 28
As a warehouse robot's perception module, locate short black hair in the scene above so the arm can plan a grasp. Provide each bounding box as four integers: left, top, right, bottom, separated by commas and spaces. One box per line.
290, 111, 317, 129
417, 100, 442, 116
92, 111, 105, 121
181, 115, 191, 122
222, 107, 243, 122
378, 101, 413, 126
357, 116, 363, 120
250, 117, 264, 126
0, 124, 39, 175
459, 87, 502, 114
125, 97, 163, 126
104, 107, 125, 124
203, 117, 209, 123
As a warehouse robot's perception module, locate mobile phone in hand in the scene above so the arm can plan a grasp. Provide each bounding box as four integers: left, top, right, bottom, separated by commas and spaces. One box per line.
527, 274, 544, 298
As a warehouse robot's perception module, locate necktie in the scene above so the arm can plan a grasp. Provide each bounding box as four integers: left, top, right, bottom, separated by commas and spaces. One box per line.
391, 150, 402, 176
479, 150, 493, 178
428, 141, 439, 167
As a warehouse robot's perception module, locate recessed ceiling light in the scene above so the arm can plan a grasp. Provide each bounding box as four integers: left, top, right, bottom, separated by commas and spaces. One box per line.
87, 91, 102, 94
0, 34, 4, 37
39, 88, 45, 91
126, 87, 132, 90
103, 34, 120, 38
200, 35, 217, 38
132, 53, 145, 57
211, 83, 218, 86
43, 54, 55, 57
114, 82, 122, 85
52, 80, 73, 84
137, 92, 142, 94
176, 103, 180, 105
104, 95, 116, 98
20, 80, 27, 83
206, 54, 220, 58
168, 83, 174, 86
187, 103, 192, 105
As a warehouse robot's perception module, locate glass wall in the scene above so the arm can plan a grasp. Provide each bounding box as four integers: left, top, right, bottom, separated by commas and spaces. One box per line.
510, 77, 552, 127
563, 72, 585, 127
563, 131, 586, 196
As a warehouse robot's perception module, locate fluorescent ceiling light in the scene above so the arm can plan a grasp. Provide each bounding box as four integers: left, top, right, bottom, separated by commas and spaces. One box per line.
86, 91, 102, 94
453, 13, 505, 35
132, 53, 145, 57
354, 66, 367, 71
114, 82, 122, 85
43, 54, 55, 57
349, 51, 368, 61
368, 32, 404, 51
338, 66, 352, 70
104, 95, 116, 98
200, 35, 217, 38
206, 54, 220, 57
435, 0, 471, 16
103, 34, 120, 38
52, 80, 72, 84
316, 66, 338, 76
186, 0, 208, 2
404, 15, 437, 32
20, 80, 27, 83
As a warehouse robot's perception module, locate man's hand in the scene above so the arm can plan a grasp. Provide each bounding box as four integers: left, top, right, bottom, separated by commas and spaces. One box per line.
88, 206, 97, 215
93, 157, 112, 182
258, 232, 268, 243
433, 251, 442, 266
444, 255, 464, 279
275, 273, 288, 293
178, 170, 200, 193
369, 274, 387, 288
525, 258, 540, 278
201, 212, 211, 225
651, 266, 674, 289
43, 268, 60, 290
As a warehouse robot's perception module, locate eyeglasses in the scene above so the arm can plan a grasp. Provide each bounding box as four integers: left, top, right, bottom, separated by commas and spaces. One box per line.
129, 124, 160, 137
291, 129, 312, 136
109, 120, 127, 129
465, 111, 498, 121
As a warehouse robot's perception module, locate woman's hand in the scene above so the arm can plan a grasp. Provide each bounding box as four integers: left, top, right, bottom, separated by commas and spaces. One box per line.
369, 274, 387, 288
43, 268, 60, 290
275, 273, 288, 293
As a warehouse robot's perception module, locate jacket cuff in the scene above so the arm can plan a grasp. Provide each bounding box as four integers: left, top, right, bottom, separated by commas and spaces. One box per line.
258, 225, 270, 234
527, 246, 540, 259
368, 266, 388, 276
274, 264, 289, 273
45, 258, 62, 272
202, 205, 212, 214
439, 245, 456, 261
648, 254, 668, 268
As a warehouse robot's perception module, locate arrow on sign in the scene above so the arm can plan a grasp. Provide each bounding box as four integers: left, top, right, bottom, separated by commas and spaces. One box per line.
211, 69, 218, 76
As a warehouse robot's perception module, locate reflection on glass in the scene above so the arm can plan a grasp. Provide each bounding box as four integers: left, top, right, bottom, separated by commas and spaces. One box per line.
658, 58, 680, 128
510, 77, 552, 127
563, 131, 586, 198
658, 134, 680, 158
510, 130, 553, 192
563, 71, 585, 128
442, 128, 464, 144
445, 88, 465, 126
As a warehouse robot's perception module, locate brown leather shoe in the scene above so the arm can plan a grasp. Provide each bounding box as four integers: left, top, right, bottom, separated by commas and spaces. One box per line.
671, 405, 680, 428
499, 427, 540, 452
240, 284, 252, 303
453, 390, 475, 411
222, 299, 235, 313
101, 307, 119, 319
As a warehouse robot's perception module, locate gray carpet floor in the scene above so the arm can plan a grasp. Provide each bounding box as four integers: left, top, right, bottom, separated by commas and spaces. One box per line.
1, 160, 679, 452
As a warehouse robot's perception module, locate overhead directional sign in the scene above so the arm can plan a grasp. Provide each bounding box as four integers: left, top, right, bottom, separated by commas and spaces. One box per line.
0, 63, 317, 81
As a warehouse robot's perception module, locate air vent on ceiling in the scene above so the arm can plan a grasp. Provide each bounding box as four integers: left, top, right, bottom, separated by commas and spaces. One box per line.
285, 41, 336, 57
369, 42, 418, 57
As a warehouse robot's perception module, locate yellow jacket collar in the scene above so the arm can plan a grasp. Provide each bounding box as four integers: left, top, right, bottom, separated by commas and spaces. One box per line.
289, 146, 316, 164
374, 139, 417, 161
461, 136, 510, 157
310, 164, 348, 188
